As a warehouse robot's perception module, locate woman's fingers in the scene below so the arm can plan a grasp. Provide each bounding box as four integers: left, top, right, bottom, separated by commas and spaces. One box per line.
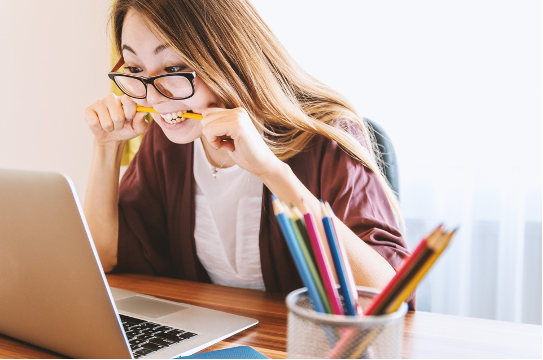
201, 108, 248, 149
84, 105, 103, 133
217, 139, 235, 152
201, 106, 227, 119
84, 93, 149, 143
132, 111, 150, 136
103, 94, 126, 131
120, 95, 137, 122
95, 100, 115, 132
202, 119, 238, 150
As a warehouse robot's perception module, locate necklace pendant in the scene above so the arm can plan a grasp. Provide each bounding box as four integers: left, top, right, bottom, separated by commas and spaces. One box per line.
212, 167, 218, 179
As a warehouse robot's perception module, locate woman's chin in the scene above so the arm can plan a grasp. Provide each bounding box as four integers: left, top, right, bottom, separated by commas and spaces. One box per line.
156, 117, 201, 144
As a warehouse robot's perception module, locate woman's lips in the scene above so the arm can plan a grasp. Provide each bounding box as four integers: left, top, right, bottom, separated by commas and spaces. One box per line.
159, 115, 193, 129
160, 110, 192, 125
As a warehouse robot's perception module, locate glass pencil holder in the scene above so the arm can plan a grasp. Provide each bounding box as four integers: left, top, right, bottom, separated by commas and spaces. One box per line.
286, 286, 408, 359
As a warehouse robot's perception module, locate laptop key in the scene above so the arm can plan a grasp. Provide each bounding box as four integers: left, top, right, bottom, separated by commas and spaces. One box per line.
120, 315, 147, 325
125, 330, 138, 338
141, 342, 165, 351
148, 337, 173, 347
140, 330, 157, 337
166, 329, 186, 336
178, 332, 197, 339
142, 325, 159, 332
155, 332, 182, 343
129, 338, 147, 347
152, 325, 169, 333
133, 347, 154, 357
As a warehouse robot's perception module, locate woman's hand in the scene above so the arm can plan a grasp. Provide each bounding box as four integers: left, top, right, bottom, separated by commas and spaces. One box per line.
201, 107, 282, 178
84, 94, 149, 144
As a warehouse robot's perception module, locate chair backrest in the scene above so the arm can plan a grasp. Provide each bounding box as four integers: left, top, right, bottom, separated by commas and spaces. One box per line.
364, 118, 400, 199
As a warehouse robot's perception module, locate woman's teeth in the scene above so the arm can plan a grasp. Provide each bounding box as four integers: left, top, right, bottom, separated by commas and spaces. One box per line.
161, 111, 188, 124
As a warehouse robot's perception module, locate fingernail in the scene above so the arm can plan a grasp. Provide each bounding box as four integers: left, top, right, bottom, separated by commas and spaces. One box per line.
214, 147, 218, 150
126, 118, 132, 122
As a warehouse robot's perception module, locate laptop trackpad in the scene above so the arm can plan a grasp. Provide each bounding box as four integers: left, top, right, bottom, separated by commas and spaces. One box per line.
116, 296, 187, 318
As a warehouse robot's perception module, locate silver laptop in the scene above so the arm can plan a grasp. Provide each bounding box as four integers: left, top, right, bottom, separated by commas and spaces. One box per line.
0, 169, 258, 359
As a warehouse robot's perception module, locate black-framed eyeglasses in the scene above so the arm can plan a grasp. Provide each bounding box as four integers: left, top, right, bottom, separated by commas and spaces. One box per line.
108, 57, 196, 100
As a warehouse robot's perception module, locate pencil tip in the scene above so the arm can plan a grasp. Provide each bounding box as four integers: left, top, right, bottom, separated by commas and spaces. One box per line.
271, 194, 277, 201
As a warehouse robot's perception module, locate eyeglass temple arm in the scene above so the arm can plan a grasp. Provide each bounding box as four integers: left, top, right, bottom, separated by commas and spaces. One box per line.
111, 57, 125, 72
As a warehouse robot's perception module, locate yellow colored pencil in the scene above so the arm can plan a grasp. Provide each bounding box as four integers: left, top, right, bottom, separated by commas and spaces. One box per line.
136, 106, 203, 120
347, 327, 381, 359
384, 229, 456, 314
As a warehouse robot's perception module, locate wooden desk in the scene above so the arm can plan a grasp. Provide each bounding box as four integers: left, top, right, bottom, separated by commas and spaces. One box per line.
0, 274, 541, 359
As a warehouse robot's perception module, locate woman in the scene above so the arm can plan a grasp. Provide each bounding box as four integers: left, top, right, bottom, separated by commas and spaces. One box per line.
84, 0, 411, 303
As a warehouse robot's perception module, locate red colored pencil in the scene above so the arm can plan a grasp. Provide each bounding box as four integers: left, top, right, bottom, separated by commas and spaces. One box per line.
299, 200, 344, 315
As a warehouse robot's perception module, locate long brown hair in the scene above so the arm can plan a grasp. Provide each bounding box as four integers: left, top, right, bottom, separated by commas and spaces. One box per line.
110, 0, 404, 230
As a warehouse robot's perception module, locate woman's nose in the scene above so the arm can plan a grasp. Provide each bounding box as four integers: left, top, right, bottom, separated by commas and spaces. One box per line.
145, 83, 168, 105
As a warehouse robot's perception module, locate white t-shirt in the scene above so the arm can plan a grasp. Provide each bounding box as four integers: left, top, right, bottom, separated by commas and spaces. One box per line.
193, 138, 265, 291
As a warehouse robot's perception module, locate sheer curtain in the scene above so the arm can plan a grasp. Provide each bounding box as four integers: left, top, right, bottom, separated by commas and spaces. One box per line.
402, 165, 542, 324
251, 0, 542, 325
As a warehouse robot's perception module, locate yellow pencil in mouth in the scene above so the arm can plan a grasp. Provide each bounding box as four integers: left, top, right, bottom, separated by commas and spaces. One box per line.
136, 106, 203, 120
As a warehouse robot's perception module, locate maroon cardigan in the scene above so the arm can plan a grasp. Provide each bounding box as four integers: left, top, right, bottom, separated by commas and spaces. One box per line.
115, 121, 414, 308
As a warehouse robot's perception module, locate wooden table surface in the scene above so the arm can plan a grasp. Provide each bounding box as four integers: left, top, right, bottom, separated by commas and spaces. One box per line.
0, 273, 541, 359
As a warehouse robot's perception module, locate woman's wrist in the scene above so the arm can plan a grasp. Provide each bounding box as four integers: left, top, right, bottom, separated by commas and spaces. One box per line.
89, 139, 127, 182
257, 158, 290, 190
93, 138, 126, 151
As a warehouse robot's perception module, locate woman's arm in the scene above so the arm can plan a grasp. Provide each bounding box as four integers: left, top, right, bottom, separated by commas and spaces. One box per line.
260, 162, 397, 290
83, 140, 125, 272
83, 94, 149, 272
200, 107, 400, 290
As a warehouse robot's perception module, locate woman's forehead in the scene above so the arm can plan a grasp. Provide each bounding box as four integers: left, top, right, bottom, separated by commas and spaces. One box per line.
121, 9, 164, 56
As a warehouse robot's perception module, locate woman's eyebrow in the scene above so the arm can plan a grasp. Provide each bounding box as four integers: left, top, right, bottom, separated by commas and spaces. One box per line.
121, 44, 168, 55
154, 44, 168, 54
122, 44, 137, 55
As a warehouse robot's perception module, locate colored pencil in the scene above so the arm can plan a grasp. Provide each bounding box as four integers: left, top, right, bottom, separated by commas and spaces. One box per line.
299, 200, 344, 316
321, 201, 359, 316
290, 205, 317, 273
363, 224, 444, 316
271, 196, 326, 313
284, 204, 332, 314
136, 106, 203, 120
324, 202, 362, 316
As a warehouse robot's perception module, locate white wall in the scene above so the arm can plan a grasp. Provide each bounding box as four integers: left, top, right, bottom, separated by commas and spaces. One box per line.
250, 0, 541, 185
0, 0, 111, 200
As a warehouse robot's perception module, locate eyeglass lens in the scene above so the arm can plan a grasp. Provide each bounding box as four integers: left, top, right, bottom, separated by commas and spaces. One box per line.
114, 75, 193, 99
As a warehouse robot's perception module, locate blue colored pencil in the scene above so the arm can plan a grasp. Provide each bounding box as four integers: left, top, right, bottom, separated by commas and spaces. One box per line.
271, 195, 326, 313
321, 201, 361, 316
325, 202, 362, 316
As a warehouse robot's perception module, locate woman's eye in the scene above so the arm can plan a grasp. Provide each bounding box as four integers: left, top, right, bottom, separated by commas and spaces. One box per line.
165, 66, 186, 73
124, 66, 143, 73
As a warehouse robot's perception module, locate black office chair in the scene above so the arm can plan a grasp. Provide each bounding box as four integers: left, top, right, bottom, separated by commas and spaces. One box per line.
364, 118, 399, 199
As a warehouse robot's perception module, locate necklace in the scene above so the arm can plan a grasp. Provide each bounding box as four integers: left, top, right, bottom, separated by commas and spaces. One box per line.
203, 147, 232, 180
208, 153, 251, 187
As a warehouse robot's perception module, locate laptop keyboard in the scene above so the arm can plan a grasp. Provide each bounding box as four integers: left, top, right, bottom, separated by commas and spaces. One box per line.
120, 314, 198, 358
